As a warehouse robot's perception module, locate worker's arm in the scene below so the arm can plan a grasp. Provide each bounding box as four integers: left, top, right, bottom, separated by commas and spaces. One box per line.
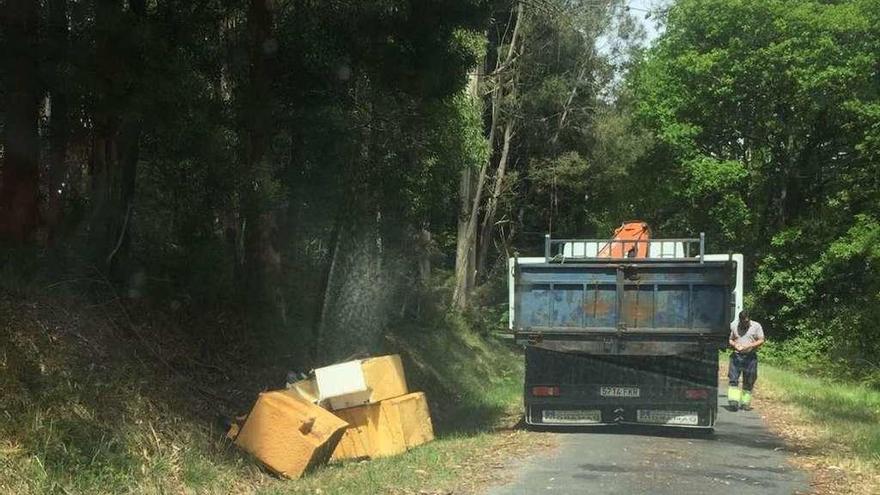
729, 331, 741, 352
740, 337, 765, 353
728, 338, 739, 350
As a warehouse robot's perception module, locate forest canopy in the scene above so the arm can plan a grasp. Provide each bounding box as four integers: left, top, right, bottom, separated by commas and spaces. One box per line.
1, 0, 879, 382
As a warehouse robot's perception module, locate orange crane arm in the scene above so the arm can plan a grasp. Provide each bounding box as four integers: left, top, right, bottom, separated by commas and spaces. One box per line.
598, 221, 651, 258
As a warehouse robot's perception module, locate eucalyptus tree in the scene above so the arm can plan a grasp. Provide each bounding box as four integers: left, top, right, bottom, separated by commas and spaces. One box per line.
452, 0, 641, 309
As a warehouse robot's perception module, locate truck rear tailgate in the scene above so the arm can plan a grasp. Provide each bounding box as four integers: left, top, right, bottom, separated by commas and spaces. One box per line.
513, 261, 734, 354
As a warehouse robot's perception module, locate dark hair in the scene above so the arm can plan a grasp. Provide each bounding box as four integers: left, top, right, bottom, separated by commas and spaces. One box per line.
738, 309, 751, 332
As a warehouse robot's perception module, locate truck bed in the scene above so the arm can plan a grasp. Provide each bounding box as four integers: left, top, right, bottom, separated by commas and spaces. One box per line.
513, 260, 734, 355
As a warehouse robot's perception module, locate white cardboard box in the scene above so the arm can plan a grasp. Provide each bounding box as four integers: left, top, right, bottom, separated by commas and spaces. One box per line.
314, 360, 370, 409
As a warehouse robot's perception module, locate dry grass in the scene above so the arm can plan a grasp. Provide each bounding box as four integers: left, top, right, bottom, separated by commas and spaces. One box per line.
751, 363, 880, 495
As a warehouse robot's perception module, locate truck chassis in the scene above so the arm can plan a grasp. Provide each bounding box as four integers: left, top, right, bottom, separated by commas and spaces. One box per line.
511, 232, 738, 430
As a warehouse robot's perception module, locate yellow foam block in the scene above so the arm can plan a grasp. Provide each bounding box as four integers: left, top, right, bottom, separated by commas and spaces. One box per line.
385, 391, 434, 450
362, 355, 409, 403
331, 391, 434, 461
235, 390, 348, 479
331, 403, 388, 460
325, 354, 409, 410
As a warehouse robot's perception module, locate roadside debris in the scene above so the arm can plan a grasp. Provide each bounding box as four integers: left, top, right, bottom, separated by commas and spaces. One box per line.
318, 355, 410, 410
284, 376, 319, 404
232, 391, 348, 479
228, 354, 435, 479
332, 391, 434, 460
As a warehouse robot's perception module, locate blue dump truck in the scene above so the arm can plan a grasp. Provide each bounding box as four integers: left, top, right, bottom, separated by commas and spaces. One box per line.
509, 224, 740, 430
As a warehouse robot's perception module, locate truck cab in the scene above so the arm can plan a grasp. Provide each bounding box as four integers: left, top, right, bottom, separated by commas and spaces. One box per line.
509, 227, 742, 429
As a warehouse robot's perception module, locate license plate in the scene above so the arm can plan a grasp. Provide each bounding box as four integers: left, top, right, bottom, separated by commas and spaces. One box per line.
542, 409, 602, 424
600, 386, 640, 398
636, 409, 699, 425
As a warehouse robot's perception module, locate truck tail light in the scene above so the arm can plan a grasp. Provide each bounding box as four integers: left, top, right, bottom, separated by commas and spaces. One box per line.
531, 386, 560, 397
684, 388, 709, 400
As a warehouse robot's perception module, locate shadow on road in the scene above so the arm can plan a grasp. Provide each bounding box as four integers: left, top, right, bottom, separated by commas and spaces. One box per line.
523, 422, 790, 451
525, 423, 713, 439
489, 417, 809, 495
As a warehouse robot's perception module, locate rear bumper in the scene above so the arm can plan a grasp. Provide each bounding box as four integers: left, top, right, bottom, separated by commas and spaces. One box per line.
522, 347, 719, 428
525, 401, 716, 428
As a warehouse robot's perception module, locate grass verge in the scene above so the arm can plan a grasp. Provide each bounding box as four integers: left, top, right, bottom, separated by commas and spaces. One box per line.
0, 292, 544, 495
757, 363, 880, 494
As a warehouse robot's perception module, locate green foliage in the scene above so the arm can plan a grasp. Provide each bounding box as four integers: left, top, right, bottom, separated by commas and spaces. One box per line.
755, 215, 880, 385
410, 93, 491, 226
8, 0, 498, 359
759, 334, 833, 374
529, 152, 591, 193
681, 157, 749, 242
628, 0, 880, 380
502, 0, 645, 239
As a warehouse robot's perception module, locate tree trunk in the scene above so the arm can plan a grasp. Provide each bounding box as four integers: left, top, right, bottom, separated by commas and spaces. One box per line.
550, 64, 588, 147
453, 162, 475, 309
45, 0, 70, 246
453, 1, 524, 303
311, 218, 342, 360
89, 0, 119, 256
245, 0, 272, 163
89, 0, 144, 272
452, 67, 483, 310
105, 120, 141, 267
219, 14, 242, 287
417, 228, 432, 286
102, 0, 143, 265
476, 119, 514, 279
0, 0, 41, 242
452, 132, 492, 309
242, 0, 285, 327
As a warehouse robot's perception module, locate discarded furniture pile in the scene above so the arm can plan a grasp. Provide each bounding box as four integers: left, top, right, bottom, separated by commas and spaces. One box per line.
226, 355, 435, 479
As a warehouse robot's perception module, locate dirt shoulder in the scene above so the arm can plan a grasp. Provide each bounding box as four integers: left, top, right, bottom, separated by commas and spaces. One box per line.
442, 428, 556, 495
744, 362, 880, 494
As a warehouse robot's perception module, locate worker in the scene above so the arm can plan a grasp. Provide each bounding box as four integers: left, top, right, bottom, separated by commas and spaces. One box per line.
728, 309, 765, 411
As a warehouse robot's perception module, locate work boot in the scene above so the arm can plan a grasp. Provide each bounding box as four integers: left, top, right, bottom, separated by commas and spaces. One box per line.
741, 390, 752, 411
728, 386, 741, 411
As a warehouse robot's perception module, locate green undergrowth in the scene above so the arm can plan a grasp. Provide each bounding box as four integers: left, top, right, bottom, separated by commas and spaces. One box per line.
0, 291, 525, 495
760, 337, 880, 389
760, 363, 880, 465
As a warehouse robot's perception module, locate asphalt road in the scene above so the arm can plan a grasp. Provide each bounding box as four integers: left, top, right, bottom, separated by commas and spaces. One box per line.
487, 392, 809, 495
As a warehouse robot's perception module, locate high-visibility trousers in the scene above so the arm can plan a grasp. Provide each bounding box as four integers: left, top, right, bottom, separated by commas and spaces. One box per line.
728, 352, 758, 405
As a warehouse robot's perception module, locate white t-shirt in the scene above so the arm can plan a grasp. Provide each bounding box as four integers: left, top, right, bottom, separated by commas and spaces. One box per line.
730, 320, 764, 353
